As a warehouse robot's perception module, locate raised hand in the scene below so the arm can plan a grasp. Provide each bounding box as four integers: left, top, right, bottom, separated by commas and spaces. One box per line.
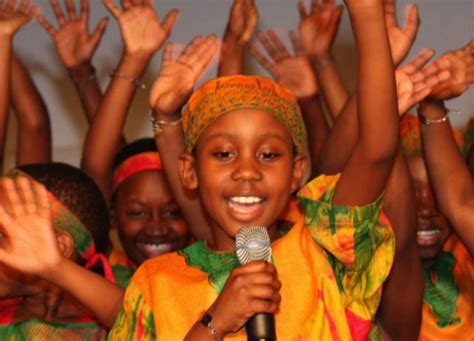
208, 261, 281, 338
297, 0, 343, 60
384, 0, 420, 66
396, 49, 451, 114
250, 30, 318, 98
37, 0, 108, 69
0, 0, 37, 37
224, 0, 258, 46
149, 35, 218, 116
0, 176, 61, 275
429, 40, 474, 100
103, 0, 178, 58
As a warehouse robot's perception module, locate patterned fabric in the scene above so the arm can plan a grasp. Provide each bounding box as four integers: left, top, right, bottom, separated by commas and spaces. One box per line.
108, 174, 395, 341
108, 249, 136, 288
419, 236, 474, 340
400, 114, 464, 156
112, 152, 162, 192
5, 170, 96, 261
181, 75, 306, 154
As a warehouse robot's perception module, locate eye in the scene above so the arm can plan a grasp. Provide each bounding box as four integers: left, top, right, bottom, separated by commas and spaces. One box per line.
258, 151, 280, 161
213, 151, 234, 160
163, 208, 182, 220
127, 209, 149, 219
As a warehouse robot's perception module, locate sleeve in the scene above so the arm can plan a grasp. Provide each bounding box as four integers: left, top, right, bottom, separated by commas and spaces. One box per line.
297, 174, 396, 321
108, 266, 156, 341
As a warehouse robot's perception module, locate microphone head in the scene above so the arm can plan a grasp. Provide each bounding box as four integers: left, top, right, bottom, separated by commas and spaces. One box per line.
235, 226, 272, 265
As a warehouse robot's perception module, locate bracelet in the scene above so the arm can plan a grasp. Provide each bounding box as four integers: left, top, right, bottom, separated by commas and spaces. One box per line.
110, 70, 146, 89
312, 55, 334, 70
149, 109, 182, 134
417, 106, 461, 126
200, 313, 222, 341
70, 66, 96, 95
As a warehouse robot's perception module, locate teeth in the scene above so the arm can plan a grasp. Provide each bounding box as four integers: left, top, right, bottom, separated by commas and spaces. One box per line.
137, 242, 174, 254
417, 230, 440, 237
229, 196, 263, 204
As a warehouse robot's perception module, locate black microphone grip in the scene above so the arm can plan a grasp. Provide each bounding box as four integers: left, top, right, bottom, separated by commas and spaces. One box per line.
246, 312, 276, 341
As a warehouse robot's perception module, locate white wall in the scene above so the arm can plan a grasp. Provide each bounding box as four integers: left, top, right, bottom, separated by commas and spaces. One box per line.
4, 0, 473, 171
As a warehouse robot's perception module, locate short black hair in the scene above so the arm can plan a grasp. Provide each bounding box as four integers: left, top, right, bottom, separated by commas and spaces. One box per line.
113, 138, 158, 169
17, 162, 110, 253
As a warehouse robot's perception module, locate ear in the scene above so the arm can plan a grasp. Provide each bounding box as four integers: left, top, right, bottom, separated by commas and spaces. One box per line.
56, 230, 75, 260
291, 154, 308, 192
179, 153, 199, 190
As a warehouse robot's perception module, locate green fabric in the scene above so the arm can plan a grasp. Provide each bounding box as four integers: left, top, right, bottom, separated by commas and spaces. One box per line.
111, 264, 135, 288
0, 319, 106, 340
423, 251, 461, 328
179, 241, 240, 293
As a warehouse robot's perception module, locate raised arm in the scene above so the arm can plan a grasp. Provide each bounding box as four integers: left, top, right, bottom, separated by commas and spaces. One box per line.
298, 0, 348, 119
38, 0, 108, 121
81, 0, 177, 203
218, 0, 257, 76
419, 41, 474, 255
149, 35, 218, 243
10, 52, 52, 166
250, 29, 327, 173
0, 0, 37, 173
0, 176, 123, 329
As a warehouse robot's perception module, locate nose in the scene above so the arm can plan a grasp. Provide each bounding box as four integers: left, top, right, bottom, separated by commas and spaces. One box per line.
145, 212, 169, 236
416, 187, 438, 219
231, 153, 263, 182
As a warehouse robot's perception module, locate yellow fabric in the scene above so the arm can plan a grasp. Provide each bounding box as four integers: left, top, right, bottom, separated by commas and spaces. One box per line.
419, 237, 474, 340
109, 174, 395, 340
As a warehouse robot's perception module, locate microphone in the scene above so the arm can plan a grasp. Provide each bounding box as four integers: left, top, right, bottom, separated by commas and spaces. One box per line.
235, 226, 276, 341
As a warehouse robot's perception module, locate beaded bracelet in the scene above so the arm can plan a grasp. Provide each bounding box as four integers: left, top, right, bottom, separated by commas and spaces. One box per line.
110, 70, 147, 89
149, 109, 182, 134
418, 106, 461, 126
200, 313, 222, 341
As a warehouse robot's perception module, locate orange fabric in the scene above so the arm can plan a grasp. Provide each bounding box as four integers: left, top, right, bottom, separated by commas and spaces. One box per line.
112, 152, 162, 192
419, 237, 474, 340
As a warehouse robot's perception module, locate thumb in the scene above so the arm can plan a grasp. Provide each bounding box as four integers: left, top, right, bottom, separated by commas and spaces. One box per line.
162, 9, 179, 37
90, 17, 109, 48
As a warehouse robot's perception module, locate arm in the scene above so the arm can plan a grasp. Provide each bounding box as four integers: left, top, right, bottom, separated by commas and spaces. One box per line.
218, 0, 258, 76
0, 176, 124, 329
0, 0, 37, 173
250, 29, 327, 170
81, 0, 178, 203
38, 0, 108, 122
10, 52, 51, 165
149, 35, 219, 243
332, 0, 399, 205
298, 0, 348, 118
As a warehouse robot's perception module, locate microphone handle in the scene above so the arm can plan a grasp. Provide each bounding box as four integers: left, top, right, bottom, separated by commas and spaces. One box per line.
245, 313, 276, 341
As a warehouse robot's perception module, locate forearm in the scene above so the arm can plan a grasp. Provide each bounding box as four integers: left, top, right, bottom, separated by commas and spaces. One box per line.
68, 62, 102, 123
299, 94, 328, 177
184, 321, 219, 341
10, 53, 51, 165
81, 54, 150, 202
43, 257, 124, 329
379, 149, 423, 339
218, 35, 246, 76
153, 120, 213, 243
0, 36, 13, 174
420, 100, 474, 254
310, 55, 349, 119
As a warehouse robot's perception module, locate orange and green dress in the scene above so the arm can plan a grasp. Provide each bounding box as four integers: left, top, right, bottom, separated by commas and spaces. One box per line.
109, 249, 136, 288
108, 174, 395, 340
419, 236, 474, 340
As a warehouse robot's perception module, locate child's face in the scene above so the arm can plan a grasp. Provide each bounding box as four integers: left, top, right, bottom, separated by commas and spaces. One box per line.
407, 155, 452, 261
180, 109, 307, 250
114, 170, 190, 265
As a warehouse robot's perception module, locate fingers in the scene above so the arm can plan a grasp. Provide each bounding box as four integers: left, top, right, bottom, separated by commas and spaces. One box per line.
120, 0, 132, 10
37, 14, 57, 34
50, 0, 66, 26
250, 43, 274, 73
161, 41, 173, 66
257, 30, 291, 63
161, 8, 179, 36
102, 0, 121, 18
289, 30, 304, 56
401, 49, 435, 74
90, 16, 109, 47
32, 181, 50, 220
297, 1, 308, 18
65, 0, 76, 20
17, 177, 37, 215
402, 4, 420, 43
80, 0, 89, 21
1, 179, 23, 217
328, 5, 344, 38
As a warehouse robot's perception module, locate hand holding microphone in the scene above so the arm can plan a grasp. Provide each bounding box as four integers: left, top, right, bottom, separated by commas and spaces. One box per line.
207, 226, 279, 340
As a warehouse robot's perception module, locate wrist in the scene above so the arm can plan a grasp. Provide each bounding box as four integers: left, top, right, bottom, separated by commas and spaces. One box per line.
310, 54, 334, 71
418, 99, 446, 119
40, 256, 68, 283
203, 307, 227, 339
222, 32, 248, 49
68, 62, 95, 81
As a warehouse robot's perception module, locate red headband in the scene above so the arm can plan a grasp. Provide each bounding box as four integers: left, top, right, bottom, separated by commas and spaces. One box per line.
112, 152, 162, 192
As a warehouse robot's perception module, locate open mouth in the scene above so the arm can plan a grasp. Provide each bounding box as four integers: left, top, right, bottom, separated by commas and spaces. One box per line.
136, 241, 180, 259
416, 229, 441, 246
226, 196, 265, 221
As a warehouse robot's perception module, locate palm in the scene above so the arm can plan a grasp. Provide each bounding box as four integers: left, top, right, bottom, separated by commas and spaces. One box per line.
119, 7, 167, 56
388, 29, 412, 65
0, 1, 35, 36
396, 71, 416, 114
430, 50, 471, 100
54, 21, 97, 67
272, 57, 318, 98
